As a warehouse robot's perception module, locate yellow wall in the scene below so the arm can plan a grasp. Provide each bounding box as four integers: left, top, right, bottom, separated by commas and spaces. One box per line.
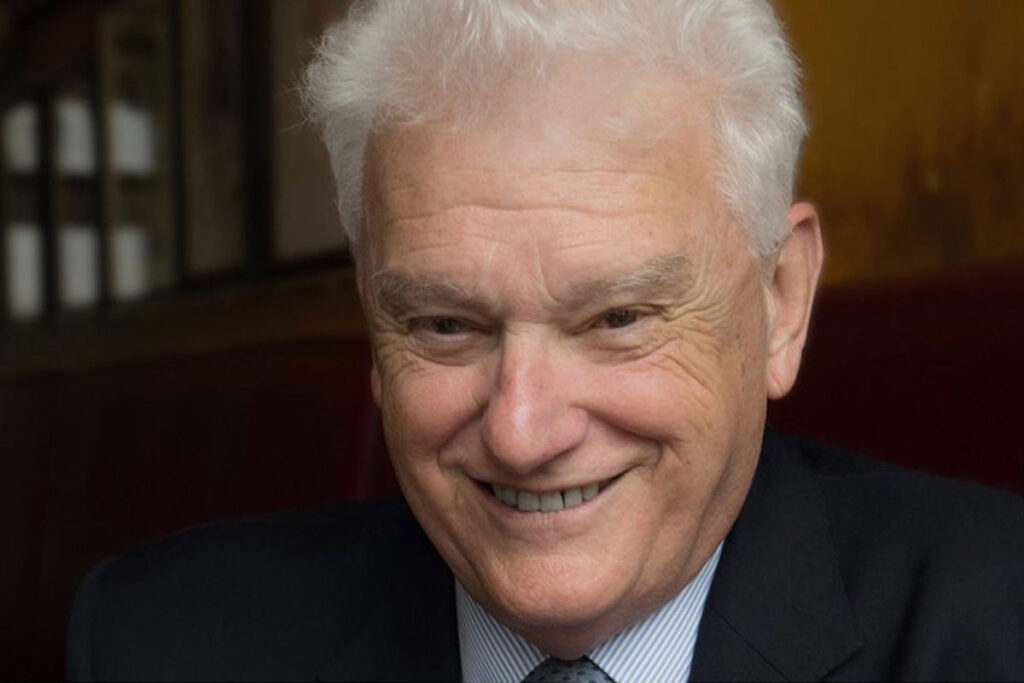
777, 0, 1024, 284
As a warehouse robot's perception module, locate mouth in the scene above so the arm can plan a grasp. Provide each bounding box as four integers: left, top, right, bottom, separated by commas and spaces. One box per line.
483, 475, 621, 513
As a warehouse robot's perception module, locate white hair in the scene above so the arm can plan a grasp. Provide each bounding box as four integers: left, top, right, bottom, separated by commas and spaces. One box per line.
304, 0, 806, 257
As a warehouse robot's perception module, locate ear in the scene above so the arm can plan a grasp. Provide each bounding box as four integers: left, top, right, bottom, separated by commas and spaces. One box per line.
765, 202, 824, 399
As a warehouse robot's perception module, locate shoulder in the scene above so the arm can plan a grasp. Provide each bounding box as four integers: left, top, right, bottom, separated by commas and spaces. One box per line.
778, 433, 1024, 678
67, 498, 450, 680
101, 497, 427, 576
91, 498, 432, 610
788, 434, 1023, 562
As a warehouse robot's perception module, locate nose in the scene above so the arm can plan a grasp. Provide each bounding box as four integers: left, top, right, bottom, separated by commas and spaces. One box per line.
480, 334, 588, 474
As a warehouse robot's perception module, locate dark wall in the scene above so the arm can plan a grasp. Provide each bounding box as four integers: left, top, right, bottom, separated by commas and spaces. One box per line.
1, 337, 395, 680
770, 263, 1024, 491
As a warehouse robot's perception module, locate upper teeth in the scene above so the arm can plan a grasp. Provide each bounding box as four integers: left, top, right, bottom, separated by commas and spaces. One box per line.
490, 480, 607, 512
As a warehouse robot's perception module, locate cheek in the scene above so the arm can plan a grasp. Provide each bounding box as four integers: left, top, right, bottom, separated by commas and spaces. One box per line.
378, 356, 484, 462
587, 338, 734, 442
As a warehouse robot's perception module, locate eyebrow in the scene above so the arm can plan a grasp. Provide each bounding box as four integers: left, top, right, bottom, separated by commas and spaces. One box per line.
561, 253, 694, 310
370, 270, 486, 318
369, 252, 694, 317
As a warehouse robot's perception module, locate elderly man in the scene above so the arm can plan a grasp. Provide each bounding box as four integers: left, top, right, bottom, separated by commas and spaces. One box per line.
67, 1, 1022, 681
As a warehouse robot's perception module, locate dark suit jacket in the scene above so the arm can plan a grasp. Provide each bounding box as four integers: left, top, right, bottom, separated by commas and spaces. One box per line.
66, 430, 1024, 681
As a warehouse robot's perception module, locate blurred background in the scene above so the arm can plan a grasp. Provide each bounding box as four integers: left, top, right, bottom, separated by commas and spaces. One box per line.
0, 0, 1020, 679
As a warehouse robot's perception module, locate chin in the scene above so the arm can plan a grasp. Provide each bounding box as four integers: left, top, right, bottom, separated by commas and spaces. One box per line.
477, 553, 633, 633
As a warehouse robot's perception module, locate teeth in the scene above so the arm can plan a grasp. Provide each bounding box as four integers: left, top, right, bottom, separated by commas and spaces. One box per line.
517, 491, 540, 512
491, 480, 610, 512
539, 491, 563, 512
499, 486, 517, 506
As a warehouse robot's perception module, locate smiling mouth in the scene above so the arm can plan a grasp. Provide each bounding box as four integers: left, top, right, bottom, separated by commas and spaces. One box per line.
486, 477, 618, 513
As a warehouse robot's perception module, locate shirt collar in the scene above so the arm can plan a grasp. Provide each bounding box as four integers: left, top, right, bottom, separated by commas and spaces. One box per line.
456, 542, 723, 683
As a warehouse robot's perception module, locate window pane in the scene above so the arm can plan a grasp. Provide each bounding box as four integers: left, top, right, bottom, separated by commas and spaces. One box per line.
4, 103, 39, 174
58, 224, 100, 307
3, 102, 45, 320
54, 77, 101, 310
103, 0, 175, 300
6, 223, 44, 319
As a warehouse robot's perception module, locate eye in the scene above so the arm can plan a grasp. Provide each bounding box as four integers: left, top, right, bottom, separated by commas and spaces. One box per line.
406, 316, 492, 364
597, 309, 640, 329
414, 317, 467, 336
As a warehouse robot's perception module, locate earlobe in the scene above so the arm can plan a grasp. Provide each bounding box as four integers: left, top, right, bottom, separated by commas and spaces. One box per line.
765, 202, 824, 399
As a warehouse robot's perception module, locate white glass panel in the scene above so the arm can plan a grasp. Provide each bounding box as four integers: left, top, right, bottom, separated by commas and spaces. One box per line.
3, 104, 38, 173
59, 224, 100, 308
56, 97, 96, 176
103, 1, 175, 294
111, 224, 150, 300
6, 223, 44, 319
110, 101, 156, 176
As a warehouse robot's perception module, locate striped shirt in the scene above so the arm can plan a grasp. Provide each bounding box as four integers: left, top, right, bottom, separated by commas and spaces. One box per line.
456, 542, 723, 683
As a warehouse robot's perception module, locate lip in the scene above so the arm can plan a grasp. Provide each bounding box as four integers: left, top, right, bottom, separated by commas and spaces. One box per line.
473, 470, 630, 539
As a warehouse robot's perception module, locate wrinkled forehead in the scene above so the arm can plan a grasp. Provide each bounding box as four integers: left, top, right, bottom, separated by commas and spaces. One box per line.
362, 60, 721, 238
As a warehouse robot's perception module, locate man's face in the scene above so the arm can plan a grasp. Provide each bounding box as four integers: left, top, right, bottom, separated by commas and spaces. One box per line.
359, 83, 773, 655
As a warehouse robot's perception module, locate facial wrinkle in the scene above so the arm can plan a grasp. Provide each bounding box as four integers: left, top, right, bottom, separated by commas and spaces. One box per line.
378, 160, 681, 220
558, 253, 695, 313
370, 269, 488, 319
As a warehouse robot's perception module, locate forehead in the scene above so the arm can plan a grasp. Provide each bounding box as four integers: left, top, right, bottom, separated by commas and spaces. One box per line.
360, 69, 737, 292
366, 63, 719, 215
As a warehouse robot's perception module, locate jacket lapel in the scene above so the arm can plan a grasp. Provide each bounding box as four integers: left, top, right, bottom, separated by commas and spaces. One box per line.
691, 430, 864, 681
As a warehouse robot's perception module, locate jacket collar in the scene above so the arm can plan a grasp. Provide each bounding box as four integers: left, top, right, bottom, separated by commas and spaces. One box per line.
690, 429, 864, 681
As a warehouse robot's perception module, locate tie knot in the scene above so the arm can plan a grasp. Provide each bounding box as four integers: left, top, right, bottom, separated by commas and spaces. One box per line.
522, 656, 615, 683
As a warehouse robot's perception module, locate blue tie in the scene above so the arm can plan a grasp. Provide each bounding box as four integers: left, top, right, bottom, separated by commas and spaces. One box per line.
522, 656, 615, 683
